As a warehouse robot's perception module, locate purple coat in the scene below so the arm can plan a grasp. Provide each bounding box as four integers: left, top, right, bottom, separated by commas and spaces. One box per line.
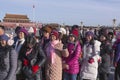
63, 41, 81, 74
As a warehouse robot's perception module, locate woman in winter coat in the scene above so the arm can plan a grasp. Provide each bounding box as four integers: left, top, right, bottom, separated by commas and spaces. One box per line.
113, 32, 120, 80
81, 31, 101, 80
98, 34, 112, 80
13, 28, 28, 80
0, 34, 17, 80
40, 26, 52, 80
45, 30, 69, 80
19, 35, 46, 80
63, 28, 82, 80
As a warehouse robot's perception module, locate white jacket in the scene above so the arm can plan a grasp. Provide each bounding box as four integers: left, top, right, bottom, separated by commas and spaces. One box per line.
81, 40, 101, 80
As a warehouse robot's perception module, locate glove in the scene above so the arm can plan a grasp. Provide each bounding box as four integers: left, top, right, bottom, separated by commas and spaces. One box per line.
23, 59, 29, 66
98, 59, 101, 63
88, 58, 94, 64
32, 65, 40, 74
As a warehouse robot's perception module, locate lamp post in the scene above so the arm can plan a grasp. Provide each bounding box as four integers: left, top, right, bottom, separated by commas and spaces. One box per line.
80, 21, 83, 29
33, 5, 35, 27
97, 24, 100, 30
113, 19, 116, 30
80, 21, 84, 37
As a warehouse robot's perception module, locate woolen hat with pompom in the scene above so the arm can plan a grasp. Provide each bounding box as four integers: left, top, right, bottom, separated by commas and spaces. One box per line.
70, 28, 79, 38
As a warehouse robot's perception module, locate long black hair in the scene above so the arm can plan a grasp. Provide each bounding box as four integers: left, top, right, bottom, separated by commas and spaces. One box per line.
19, 35, 38, 59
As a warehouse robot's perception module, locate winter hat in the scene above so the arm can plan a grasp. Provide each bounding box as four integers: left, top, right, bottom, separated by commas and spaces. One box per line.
43, 26, 52, 33
17, 28, 28, 36
85, 31, 94, 37
0, 34, 9, 41
70, 28, 79, 37
58, 27, 66, 35
28, 27, 34, 33
51, 30, 59, 39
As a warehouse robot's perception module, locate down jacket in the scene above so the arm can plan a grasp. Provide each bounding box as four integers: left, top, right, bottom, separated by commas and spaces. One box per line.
63, 41, 82, 74
0, 46, 17, 80
81, 40, 101, 80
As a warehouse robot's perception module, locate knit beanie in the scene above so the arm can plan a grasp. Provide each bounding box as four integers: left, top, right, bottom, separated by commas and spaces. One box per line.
70, 28, 79, 37
51, 30, 59, 39
85, 31, 94, 37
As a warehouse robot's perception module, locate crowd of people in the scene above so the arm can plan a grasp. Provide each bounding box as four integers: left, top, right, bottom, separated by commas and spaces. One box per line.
0, 24, 119, 80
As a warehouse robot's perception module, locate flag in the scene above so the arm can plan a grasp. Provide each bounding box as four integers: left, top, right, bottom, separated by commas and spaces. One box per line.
33, 5, 35, 8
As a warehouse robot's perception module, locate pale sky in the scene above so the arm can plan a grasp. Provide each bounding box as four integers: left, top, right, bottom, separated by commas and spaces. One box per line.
0, 0, 120, 26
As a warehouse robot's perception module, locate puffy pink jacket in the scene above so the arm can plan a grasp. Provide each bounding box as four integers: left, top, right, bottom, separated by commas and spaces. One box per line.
63, 41, 82, 74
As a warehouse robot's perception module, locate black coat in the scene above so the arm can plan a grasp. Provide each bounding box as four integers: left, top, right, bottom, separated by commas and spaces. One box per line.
20, 43, 46, 67
99, 41, 112, 73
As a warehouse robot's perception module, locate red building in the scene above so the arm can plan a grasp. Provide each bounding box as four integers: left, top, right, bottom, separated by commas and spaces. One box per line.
0, 13, 42, 28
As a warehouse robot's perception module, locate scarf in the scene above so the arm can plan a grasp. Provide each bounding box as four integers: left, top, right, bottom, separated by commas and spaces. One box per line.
15, 38, 25, 54
26, 48, 33, 56
46, 40, 59, 64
